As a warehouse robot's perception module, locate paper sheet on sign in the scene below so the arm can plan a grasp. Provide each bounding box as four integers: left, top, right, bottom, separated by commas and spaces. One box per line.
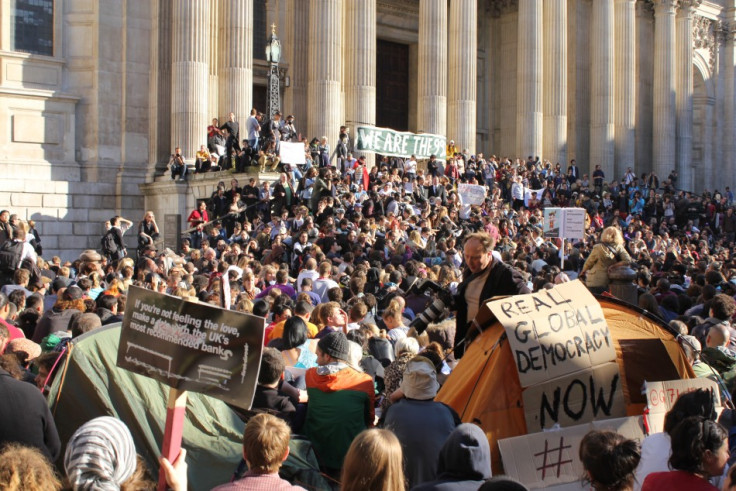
279, 142, 306, 164
644, 378, 721, 434
487, 280, 616, 387
522, 361, 626, 432
498, 416, 645, 490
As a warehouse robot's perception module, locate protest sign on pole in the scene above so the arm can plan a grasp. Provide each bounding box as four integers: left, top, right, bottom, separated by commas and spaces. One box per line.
458, 183, 487, 206
544, 208, 562, 238
117, 286, 265, 490
279, 141, 306, 164
562, 208, 586, 240
355, 126, 445, 160
498, 416, 645, 489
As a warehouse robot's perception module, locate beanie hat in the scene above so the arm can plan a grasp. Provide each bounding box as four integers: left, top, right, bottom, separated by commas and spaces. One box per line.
64, 416, 137, 490
6, 338, 41, 364
400, 356, 440, 400
317, 331, 350, 362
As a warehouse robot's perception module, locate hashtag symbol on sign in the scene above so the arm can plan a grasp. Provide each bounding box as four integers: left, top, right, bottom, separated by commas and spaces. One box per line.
534, 437, 573, 479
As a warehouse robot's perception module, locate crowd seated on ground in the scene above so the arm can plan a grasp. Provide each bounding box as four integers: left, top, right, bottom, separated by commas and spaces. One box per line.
6, 120, 736, 489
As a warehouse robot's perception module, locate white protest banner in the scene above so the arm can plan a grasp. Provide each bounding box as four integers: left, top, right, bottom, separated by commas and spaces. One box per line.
487, 280, 616, 387
498, 416, 645, 490
522, 361, 626, 432
458, 183, 487, 205
524, 187, 546, 207
562, 208, 586, 240
279, 141, 306, 164
356, 126, 445, 160
644, 378, 721, 434
544, 208, 562, 238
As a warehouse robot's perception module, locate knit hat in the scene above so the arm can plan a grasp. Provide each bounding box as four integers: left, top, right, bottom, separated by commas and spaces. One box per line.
317, 331, 350, 362
400, 356, 440, 400
64, 416, 137, 490
6, 338, 41, 364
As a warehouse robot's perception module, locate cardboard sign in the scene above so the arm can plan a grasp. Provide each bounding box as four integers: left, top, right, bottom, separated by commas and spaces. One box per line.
522, 362, 626, 432
488, 281, 616, 387
117, 286, 265, 409
458, 183, 487, 206
498, 416, 645, 489
543, 208, 586, 239
562, 208, 586, 240
355, 126, 445, 160
279, 141, 306, 164
644, 378, 721, 434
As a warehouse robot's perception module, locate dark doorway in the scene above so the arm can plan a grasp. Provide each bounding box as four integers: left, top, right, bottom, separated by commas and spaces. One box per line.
253, 85, 267, 116
376, 39, 409, 131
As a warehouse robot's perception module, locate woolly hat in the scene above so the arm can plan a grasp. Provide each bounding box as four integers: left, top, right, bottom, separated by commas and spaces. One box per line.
400, 356, 440, 400
6, 338, 41, 364
317, 331, 350, 362
64, 416, 137, 491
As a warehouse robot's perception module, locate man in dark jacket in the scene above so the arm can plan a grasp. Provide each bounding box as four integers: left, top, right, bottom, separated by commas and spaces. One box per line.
0, 367, 61, 461
454, 232, 530, 358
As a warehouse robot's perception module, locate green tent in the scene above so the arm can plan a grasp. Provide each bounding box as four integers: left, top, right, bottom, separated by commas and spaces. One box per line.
47, 323, 328, 490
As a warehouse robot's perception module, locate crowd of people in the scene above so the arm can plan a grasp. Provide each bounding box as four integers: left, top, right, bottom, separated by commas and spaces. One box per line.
4, 116, 736, 489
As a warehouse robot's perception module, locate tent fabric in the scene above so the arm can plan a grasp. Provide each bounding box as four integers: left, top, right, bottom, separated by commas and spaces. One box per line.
435, 296, 694, 474
47, 323, 327, 490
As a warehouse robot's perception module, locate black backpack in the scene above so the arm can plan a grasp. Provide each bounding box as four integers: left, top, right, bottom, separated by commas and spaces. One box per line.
100, 230, 118, 256
0, 240, 23, 275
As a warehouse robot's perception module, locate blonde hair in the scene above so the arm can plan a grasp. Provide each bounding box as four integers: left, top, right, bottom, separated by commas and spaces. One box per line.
0, 444, 61, 491
341, 429, 405, 491
600, 226, 624, 246
243, 414, 291, 473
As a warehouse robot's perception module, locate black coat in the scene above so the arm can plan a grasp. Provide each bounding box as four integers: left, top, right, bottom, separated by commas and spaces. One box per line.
0, 368, 61, 461
454, 260, 530, 358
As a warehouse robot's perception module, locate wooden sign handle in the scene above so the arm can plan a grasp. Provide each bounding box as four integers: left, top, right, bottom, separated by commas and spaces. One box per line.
158, 388, 188, 491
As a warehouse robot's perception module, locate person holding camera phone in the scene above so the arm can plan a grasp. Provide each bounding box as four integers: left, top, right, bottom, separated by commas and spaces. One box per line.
168, 147, 188, 181
454, 231, 530, 358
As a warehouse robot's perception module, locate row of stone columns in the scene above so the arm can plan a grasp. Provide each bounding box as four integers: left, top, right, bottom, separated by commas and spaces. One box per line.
169, 0, 253, 162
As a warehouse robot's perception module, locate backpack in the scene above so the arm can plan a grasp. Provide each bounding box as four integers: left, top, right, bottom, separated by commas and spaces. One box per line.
0, 240, 23, 275
101, 230, 118, 256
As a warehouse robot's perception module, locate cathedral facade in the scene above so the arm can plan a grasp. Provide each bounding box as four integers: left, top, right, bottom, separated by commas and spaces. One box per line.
0, 0, 734, 259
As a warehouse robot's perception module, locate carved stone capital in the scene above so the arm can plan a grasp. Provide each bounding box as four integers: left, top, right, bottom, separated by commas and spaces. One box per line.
678, 0, 702, 10
693, 15, 716, 71
651, 0, 678, 13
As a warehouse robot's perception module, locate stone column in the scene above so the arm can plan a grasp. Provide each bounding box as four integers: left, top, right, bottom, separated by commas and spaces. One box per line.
448, 0, 477, 154
171, 0, 210, 161
418, 0, 448, 137
543, 0, 567, 166
218, 0, 252, 126
287, 0, 309, 126
614, 0, 636, 179
516, 0, 543, 158
307, 0, 343, 151
652, 0, 677, 180
724, 14, 736, 192
676, 1, 700, 192
344, 0, 376, 162
591, 0, 615, 177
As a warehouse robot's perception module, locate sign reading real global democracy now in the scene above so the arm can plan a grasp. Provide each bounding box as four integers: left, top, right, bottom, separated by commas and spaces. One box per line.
356, 126, 446, 159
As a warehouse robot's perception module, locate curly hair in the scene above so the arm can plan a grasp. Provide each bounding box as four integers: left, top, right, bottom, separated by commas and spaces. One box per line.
0, 444, 61, 491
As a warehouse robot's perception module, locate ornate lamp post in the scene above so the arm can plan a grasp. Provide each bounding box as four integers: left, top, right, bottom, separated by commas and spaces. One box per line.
265, 23, 281, 119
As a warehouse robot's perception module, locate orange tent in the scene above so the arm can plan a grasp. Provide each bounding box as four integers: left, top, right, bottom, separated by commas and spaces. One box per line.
435, 294, 694, 474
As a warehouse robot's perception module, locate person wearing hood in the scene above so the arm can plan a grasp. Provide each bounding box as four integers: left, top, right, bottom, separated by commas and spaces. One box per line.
383, 356, 460, 488
411, 423, 492, 490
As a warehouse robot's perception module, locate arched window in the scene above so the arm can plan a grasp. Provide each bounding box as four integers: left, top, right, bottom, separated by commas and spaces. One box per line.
11, 0, 53, 56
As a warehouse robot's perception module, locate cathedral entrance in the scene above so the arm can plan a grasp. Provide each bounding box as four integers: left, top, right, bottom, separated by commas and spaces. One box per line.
376, 39, 409, 131
692, 64, 714, 193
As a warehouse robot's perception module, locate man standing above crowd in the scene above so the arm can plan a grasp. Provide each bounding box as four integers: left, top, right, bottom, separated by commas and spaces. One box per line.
454, 232, 530, 357
246, 108, 260, 150
220, 112, 240, 168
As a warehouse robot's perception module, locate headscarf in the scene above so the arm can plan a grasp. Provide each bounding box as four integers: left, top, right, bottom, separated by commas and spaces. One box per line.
64, 416, 137, 490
